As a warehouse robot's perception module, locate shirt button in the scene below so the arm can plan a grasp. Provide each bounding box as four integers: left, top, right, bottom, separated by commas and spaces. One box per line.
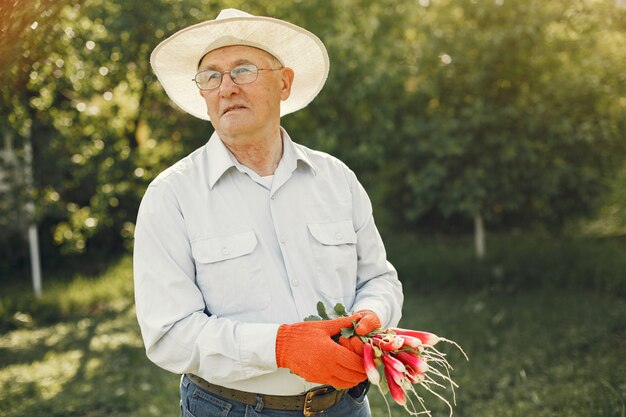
291, 280, 299, 286
271, 195, 276, 200
222, 247, 230, 255
335, 232, 343, 240
280, 236, 286, 244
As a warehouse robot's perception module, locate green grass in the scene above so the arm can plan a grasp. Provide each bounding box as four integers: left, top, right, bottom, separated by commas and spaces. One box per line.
0, 256, 180, 417
385, 234, 626, 295
1, 244, 625, 417
0, 256, 134, 330
368, 289, 626, 417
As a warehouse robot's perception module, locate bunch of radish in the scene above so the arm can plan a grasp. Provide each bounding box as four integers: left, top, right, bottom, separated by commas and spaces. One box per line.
307, 302, 468, 417
359, 327, 467, 416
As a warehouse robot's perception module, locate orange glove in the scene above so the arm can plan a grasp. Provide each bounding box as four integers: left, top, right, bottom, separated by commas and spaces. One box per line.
338, 310, 381, 356
276, 314, 367, 388
354, 310, 381, 336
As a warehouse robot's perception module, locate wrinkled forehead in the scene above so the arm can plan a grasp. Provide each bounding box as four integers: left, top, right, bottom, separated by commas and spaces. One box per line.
198, 45, 281, 70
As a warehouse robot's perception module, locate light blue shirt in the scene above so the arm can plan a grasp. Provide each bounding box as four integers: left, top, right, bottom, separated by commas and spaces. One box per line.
133, 128, 403, 395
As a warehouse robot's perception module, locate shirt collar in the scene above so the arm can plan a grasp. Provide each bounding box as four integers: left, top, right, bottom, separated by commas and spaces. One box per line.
280, 127, 318, 176
206, 128, 318, 189
206, 131, 238, 189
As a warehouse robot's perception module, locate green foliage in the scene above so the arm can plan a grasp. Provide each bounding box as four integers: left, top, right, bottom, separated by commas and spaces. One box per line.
317, 300, 331, 320
0, 0, 208, 263
1, 0, 625, 268
380, 0, 626, 230
303, 302, 351, 321
576, 164, 626, 237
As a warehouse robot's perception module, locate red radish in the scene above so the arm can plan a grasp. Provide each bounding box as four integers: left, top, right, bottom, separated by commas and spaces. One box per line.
381, 352, 406, 374
372, 334, 404, 351
400, 335, 422, 348
362, 343, 380, 385
384, 363, 407, 406
394, 351, 429, 374
308, 302, 467, 416
391, 328, 440, 346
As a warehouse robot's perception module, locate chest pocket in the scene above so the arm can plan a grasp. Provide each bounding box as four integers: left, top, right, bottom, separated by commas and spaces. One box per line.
191, 231, 270, 318
307, 220, 358, 305
307, 220, 358, 246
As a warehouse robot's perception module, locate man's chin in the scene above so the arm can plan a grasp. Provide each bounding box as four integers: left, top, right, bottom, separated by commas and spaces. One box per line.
215, 120, 253, 138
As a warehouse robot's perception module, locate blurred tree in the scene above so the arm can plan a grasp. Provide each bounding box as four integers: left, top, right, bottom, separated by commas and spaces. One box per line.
379, 0, 626, 255
1, 0, 624, 269
0, 0, 69, 271
0, 0, 208, 265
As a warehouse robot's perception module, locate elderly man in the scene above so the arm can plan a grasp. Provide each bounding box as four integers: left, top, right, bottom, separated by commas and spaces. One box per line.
134, 8, 403, 417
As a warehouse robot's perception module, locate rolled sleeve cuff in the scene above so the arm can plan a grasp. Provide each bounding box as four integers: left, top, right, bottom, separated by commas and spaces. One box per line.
236, 322, 281, 377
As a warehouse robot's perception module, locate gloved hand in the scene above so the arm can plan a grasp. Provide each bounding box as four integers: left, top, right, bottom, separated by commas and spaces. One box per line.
338, 310, 381, 356
275, 314, 367, 388
353, 310, 381, 336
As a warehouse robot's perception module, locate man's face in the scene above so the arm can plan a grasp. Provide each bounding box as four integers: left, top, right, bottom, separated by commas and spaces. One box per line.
198, 45, 294, 139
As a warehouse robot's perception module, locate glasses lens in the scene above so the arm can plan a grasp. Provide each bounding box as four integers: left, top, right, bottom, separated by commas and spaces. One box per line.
230, 64, 258, 85
195, 70, 221, 90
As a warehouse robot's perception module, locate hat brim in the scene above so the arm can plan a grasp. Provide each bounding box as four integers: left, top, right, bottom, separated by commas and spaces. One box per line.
150, 15, 329, 121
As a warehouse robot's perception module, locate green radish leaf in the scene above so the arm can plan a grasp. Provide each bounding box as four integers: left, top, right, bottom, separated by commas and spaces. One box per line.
317, 301, 330, 320
366, 328, 386, 337
304, 315, 323, 321
333, 303, 348, 317
340, 326, 355, 339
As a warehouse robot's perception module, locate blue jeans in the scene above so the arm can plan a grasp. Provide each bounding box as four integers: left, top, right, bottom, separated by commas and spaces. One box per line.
180, 375, 371, 417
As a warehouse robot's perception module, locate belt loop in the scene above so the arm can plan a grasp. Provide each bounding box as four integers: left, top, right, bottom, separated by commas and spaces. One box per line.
254, 394, 264, 412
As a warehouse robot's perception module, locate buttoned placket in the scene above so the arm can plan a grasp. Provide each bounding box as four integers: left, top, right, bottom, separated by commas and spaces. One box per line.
269, 174, 290, 269
268, 164, 313, 319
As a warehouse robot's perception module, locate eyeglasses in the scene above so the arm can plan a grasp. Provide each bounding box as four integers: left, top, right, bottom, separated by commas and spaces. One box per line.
193, 63, 283, 90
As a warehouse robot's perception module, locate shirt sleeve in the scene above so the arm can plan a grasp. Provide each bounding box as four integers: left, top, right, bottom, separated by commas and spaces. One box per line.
133, 181, 280, 383
347, 170, 404, 328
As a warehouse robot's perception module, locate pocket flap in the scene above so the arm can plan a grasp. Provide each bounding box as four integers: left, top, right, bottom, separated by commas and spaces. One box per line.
191, 231, 258, 263
307, 220, 357, 245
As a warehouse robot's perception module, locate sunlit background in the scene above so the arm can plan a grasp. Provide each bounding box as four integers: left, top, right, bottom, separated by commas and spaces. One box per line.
1, 1, 625, 416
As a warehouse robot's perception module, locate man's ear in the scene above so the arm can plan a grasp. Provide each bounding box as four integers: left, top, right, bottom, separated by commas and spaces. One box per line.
280, 67, 295, 101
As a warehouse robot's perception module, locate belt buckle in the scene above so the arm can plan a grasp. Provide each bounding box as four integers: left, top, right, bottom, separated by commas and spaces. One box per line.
303, 385, 331, 416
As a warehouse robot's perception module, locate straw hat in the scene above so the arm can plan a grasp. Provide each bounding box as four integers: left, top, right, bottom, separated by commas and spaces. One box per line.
150, 8, 330, 121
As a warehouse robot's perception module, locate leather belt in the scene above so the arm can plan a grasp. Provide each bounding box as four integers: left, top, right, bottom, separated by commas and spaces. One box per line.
186, 374, 349, 416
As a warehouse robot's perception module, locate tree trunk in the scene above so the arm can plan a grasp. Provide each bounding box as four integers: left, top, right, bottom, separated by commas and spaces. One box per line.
23, 129, 43, 297
474, 214, 486, 259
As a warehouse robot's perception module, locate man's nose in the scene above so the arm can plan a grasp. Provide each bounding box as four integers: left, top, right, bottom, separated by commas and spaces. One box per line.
219, 73, 240, 96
